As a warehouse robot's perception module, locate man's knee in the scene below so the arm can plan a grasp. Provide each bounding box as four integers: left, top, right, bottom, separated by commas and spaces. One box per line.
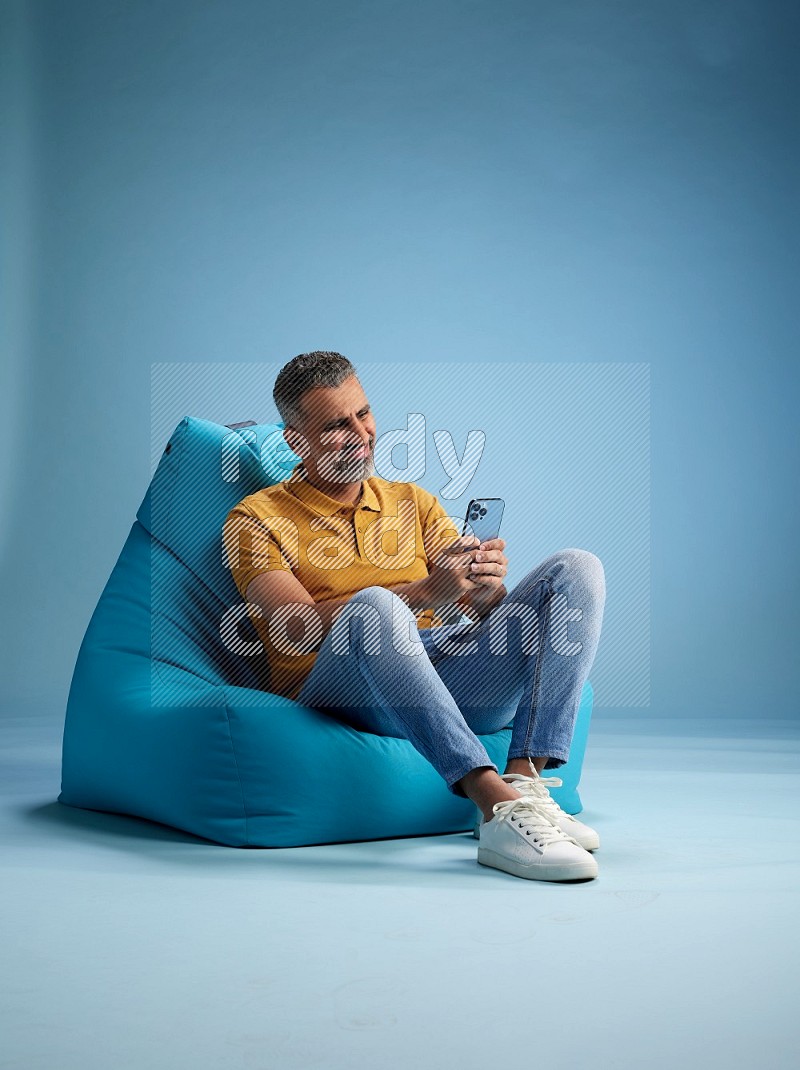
332, 586, 420, 657
347, 585, 415, 617
564, 549, 606, 600
527, 548, 605, 596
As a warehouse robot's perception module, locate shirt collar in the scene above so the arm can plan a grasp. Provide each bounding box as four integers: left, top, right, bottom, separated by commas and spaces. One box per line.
285, 461, 381, 515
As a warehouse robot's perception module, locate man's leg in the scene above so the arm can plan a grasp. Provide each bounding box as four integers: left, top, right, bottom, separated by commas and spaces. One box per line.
295, 585, 519, 810
421, 548, 606, 794
506, 757, 549, 775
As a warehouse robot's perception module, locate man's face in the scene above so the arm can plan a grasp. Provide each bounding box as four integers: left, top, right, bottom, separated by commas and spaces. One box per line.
288, 375, 377, 484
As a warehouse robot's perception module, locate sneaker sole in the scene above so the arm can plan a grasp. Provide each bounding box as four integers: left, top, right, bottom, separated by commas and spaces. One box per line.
477, 846, 599, 882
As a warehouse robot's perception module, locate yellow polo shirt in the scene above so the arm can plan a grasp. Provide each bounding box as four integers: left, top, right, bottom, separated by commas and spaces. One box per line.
222, 461, 461, 701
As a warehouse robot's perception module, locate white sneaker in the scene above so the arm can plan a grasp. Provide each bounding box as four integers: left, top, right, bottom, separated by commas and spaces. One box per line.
473, 763, 600, 851
477, 796, 598, 882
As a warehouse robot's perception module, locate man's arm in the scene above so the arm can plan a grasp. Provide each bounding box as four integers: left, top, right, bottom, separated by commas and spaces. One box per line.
225, 503, 449, 653
454, 581, 508, 622
244, 572, 441, 655
383, 575, 438, 612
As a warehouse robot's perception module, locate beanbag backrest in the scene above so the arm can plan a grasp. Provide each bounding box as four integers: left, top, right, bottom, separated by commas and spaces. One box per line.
137, 416, 301, 696
137, 415, 300, 602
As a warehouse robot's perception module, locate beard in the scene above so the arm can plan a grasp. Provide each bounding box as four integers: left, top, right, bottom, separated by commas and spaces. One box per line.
320, 443, 375, 483
336, 449, 375, 481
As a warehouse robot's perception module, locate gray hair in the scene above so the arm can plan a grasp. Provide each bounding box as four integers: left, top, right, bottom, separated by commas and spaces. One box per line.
273, 350, 358, 429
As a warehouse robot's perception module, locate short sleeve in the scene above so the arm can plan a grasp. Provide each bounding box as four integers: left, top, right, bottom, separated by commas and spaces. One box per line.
222, 505, 294, 601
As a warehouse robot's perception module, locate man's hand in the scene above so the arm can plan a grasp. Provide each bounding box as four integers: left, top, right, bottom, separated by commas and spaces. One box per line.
425, 533, 484, 607
456, 537, 509, 620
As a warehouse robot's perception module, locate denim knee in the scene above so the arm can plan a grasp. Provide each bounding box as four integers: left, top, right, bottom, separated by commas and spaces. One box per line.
531, 548, 605, 600
347, 585, 414, 613
566, 548, 606, 599
335, 586, 420, 657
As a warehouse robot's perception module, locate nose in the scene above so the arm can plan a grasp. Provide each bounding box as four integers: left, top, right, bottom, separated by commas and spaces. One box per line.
343, 423, 372, 454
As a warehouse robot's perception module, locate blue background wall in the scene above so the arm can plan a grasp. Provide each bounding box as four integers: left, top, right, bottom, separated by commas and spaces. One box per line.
2, 0, 797, 722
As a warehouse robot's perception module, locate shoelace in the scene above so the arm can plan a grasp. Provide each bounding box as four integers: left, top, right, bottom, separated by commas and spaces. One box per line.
489, 795, 576, 847
510, 774, 573, 823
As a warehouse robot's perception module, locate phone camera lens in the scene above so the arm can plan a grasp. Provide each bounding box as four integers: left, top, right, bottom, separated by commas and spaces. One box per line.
479, 507, 487, 517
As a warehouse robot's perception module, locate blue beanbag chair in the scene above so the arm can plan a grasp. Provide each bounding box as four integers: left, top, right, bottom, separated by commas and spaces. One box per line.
58, 415, 595, 847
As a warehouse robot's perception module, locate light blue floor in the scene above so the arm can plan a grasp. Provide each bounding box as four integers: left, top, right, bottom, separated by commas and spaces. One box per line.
2, 709, 799, 1070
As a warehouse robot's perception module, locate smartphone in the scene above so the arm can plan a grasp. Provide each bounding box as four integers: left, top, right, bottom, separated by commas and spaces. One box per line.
461, 497, 505, 546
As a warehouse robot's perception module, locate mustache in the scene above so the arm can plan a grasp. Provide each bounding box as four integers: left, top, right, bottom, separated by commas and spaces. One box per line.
339, 440, 373, 458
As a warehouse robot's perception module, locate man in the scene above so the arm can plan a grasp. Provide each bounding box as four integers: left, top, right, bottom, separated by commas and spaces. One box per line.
223, 351, 606, 883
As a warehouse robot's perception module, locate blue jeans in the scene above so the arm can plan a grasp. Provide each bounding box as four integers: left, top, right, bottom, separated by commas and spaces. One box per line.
296, 548, 606, 798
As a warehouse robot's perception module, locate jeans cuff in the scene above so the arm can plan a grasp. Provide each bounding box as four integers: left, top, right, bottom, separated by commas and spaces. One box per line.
506, 748, 570, 768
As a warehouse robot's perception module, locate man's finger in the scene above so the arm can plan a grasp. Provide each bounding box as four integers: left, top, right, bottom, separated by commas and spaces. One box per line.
479, 538, 506, 551
445, 536, 479, 554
